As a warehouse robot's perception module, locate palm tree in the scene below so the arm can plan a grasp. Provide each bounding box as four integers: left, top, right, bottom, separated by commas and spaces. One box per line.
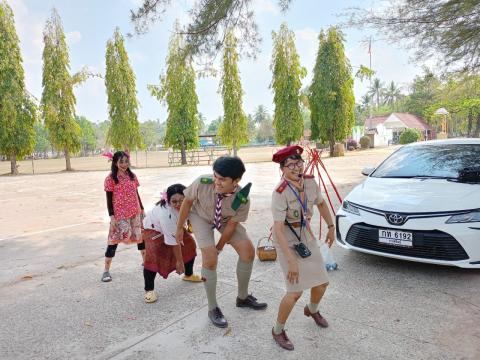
368, 78, 384, 109
360, 94, 371, 112
383, 81, 402, 110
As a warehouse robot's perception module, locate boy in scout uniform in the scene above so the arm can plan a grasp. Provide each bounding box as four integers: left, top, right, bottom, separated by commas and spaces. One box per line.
175, 156, 267, 328
270, 145, 335, 351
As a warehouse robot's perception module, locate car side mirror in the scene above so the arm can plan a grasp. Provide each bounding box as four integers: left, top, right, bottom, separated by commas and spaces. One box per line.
361, 167, 375, 176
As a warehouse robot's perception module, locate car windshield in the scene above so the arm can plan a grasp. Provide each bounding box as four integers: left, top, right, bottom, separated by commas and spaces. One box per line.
371, 144, 480, 179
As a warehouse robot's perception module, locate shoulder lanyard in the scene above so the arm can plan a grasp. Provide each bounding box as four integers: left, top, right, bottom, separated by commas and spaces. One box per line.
287, 183, 307, 214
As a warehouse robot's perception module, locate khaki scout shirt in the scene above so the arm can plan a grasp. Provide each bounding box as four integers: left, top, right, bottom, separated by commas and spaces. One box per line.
183, 175, 250, 226
271, 177, 323, 225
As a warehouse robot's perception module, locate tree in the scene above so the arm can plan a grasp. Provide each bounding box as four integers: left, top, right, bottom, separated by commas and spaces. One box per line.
0, 1, 36, 174
33, 122, 51, 158
41, 8, 81, 171
197, 112, 207, 135
207, 116, 222, 134
345, 0, 480, 72
253, 105, 269, 124
94, 120, 111, 150
270, 23, 306, 145
218, 30, 248, 156
130, 0, 292, 62
368, 78, 384, 109
403, 68, 441, 117
149, 28, 199, 164
76, 116, 96, 156
105, 28, 143, 152
309, 27, 355, 157
383, 81, 402, 109
140, 120, 164, 150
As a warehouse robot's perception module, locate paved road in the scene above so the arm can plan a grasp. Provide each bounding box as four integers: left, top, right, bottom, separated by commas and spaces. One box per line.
1, 147, 479, 359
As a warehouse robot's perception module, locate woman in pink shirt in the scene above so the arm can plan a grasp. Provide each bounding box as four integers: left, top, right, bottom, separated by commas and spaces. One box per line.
102, 151, 145, 282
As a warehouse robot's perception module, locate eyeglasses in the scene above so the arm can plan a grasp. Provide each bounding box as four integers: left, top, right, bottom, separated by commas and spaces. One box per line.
283, 160, 304, 170
170, 200, 183, 206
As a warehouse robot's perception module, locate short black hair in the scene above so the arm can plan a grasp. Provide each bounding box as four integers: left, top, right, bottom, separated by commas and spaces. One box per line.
213, 156, 246, 180
280, 154, 302, 168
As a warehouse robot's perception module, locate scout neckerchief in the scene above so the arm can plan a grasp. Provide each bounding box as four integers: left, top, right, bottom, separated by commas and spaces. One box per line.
213, 187, 237, 230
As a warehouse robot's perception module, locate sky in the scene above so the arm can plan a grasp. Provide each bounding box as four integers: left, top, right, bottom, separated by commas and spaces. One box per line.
7, 0, 427, 124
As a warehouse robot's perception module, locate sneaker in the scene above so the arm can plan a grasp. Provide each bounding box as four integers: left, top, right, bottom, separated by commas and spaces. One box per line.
208, 307, 228, 328
182, 274, 203, 282
144, 291, 158, 303
272, 328, 294, 350
101, 271, 112, 282
236, 294, 267, 310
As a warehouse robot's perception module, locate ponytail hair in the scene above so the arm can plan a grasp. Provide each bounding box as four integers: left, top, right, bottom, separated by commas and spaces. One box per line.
156, 183, 186, 207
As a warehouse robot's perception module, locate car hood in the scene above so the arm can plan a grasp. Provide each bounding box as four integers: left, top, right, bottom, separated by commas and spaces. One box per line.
346, 177, 480, 213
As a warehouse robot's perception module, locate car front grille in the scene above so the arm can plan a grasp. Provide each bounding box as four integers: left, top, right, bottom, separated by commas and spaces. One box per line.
345, 223, 469, 261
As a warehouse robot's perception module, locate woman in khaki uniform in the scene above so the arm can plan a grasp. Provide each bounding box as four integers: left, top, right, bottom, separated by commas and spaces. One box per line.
270, 145, 335, 351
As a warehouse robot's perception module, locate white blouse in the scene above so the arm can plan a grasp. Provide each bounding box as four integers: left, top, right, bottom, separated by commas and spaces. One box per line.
143, 204, 184, 246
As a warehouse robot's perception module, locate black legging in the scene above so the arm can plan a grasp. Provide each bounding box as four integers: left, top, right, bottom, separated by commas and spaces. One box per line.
105, 242, 145, 258
144, 258, 195, 291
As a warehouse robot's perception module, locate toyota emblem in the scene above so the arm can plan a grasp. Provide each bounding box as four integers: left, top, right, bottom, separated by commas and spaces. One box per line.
386, 213, 406, 225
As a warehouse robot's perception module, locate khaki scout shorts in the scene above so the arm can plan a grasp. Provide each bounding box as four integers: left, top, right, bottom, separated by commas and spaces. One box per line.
189, 212, 250, 249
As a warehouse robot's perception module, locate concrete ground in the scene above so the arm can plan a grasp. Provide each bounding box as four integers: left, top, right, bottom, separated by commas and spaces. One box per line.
0, 146, 479, 360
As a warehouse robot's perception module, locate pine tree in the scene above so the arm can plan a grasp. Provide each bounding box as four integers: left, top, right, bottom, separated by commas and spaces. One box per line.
218, 30, 248, 156
105, 28, 142, 152
41, 8, 80, 171
149, 28, 199, 165
310, 27, 355, 156
0, 1, 36, 175
270, 23, 306, 145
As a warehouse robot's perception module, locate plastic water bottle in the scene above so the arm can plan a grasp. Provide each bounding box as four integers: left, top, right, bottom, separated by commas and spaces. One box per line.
320, 243, 338, 271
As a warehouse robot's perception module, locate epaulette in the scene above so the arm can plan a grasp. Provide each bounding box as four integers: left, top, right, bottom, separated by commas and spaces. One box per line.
276, 180, 288, 193
232, 183, 251, 211
303, 174, 315, 179
200, 177, 214, 184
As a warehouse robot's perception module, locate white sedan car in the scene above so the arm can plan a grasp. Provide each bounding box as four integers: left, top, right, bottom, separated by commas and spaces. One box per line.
336, 139, 480, 268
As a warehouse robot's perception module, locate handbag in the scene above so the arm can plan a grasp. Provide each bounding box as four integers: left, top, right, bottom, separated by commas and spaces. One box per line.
256, 235, 277, 261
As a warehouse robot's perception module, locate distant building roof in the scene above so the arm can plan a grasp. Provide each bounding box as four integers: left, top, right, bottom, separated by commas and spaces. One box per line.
392, 113, 432, 131
365, 113, 432, 131
365, 115, 389, 129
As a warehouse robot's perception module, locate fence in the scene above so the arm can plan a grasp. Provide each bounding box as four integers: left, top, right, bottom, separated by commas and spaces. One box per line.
167, 147, 230, 166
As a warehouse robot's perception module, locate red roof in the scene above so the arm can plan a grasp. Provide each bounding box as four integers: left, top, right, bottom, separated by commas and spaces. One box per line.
365, 115, 388, 129
392, 113, 432, 131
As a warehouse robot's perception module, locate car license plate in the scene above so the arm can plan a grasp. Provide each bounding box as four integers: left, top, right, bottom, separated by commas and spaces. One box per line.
378, 229, 413, 247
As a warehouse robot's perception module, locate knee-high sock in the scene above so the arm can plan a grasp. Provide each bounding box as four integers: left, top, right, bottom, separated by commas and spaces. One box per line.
202, 268, 218, 310
237, 260, 253, 300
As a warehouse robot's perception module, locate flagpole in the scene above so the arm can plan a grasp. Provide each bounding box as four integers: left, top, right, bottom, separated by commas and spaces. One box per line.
368, 36, 372, 119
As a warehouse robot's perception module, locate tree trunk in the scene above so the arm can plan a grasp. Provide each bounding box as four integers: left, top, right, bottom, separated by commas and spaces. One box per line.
474, 115, 480, 138
181, 139, 187, 165
10, 154, 18, 175
467, 110, 473, 137
329, 139, 335, 157
65, 147, 72, 171
233, 139, 237, 157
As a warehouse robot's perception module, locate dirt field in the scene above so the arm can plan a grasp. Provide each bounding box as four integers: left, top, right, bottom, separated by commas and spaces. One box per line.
2, 145, 478, 360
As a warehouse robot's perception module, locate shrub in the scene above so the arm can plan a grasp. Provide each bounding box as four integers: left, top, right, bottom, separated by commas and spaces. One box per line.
360, 136, 370, 149
399, 128, 421, 144
346, 138, 358, 150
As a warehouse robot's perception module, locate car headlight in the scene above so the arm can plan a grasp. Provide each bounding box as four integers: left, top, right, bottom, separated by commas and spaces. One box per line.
446, 211, 480, 224
342, 201, 360, 216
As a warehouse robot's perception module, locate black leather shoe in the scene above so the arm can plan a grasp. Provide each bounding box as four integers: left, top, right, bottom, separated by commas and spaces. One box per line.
236, 294, 267, 310
208, 307, 228, 328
